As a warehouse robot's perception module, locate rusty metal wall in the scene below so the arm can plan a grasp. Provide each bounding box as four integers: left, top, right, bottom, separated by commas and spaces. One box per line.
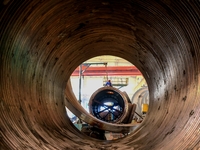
0, 0, 199, 149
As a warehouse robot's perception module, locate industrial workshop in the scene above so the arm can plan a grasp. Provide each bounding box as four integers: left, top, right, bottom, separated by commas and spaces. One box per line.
0, 0, 199, 149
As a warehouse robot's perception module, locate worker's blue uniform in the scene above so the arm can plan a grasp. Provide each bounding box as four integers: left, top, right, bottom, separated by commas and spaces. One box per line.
105, 80, 112, 87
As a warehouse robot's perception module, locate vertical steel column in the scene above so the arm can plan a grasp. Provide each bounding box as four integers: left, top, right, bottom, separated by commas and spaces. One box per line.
79, 64, 82, 104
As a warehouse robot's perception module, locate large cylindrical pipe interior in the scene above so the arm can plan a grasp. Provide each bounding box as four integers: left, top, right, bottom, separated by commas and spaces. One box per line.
0, 0, 199, 149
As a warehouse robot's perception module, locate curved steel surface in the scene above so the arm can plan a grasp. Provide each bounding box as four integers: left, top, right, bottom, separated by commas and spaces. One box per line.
88, 86, 129, 123
131, 86, 149, 116
0, 0, 199, 149
65, 81, 136, 133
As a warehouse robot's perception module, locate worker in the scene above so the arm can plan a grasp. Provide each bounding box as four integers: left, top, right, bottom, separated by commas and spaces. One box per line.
105, 80, 112, 87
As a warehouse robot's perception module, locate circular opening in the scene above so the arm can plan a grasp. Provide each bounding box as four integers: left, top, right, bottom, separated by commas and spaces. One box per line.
66, 55, 149, 140
89, 87, 125, 123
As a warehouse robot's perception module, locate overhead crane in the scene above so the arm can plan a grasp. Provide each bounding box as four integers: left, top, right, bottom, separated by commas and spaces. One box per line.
72, 65, 142, 76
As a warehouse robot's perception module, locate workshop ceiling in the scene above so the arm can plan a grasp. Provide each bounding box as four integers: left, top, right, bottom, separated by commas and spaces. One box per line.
85, 55, 133, 66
